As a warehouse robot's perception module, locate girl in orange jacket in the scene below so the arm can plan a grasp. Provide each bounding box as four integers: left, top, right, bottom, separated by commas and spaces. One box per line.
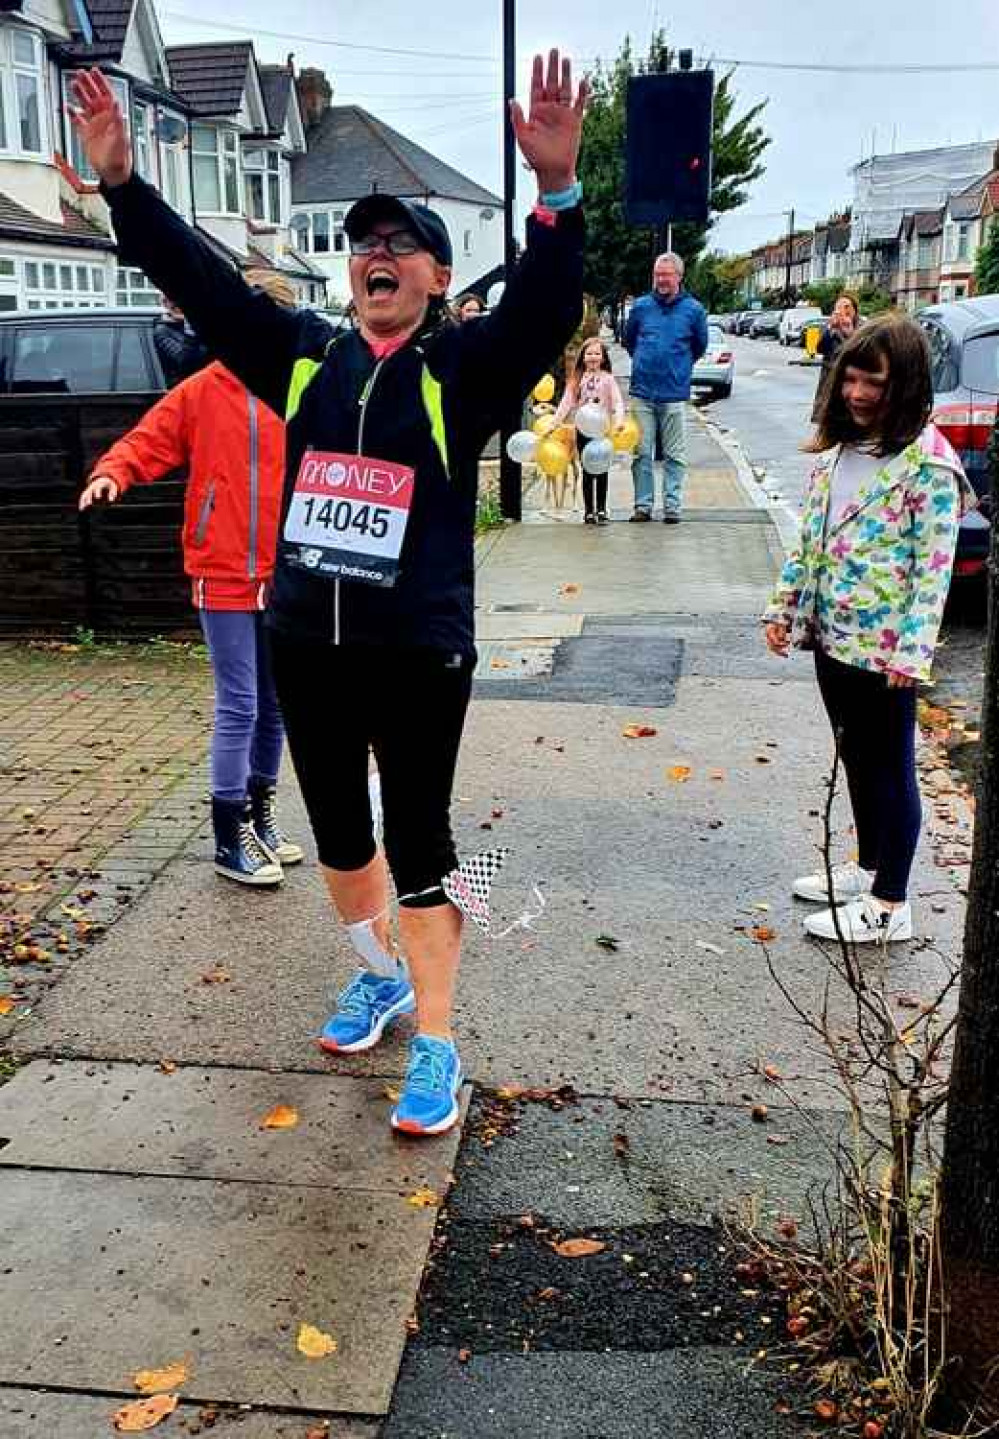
79, 272, 302, 887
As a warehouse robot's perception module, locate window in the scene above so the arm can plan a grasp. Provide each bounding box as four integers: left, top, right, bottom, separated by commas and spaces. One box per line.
0, 27, 46, 157
244, 148, 283, 225
192, 125, 241, 215
116, 327, 153, 390
132, 100, 153, 181
156, 112, 189, 214
116, 266, 160, 308
312, 212, 330, 253
11, 324, 115, 392
0, 253, 16, 312
957, 223, 971, 261
64, 72, 127, 179
290, 214, 309, 251
23, 259, 108, 310
463, 229, 473, 256
289, 211, 343, 255
917, 236, 937, 269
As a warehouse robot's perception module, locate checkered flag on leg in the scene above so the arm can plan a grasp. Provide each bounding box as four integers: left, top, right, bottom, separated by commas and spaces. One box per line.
442, 848, 545, 937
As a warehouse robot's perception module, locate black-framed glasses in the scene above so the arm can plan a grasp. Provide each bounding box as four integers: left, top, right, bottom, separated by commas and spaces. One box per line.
349, 230, 423, 257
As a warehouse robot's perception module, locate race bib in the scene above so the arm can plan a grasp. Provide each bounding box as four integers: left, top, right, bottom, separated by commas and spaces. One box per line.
283, 450, 414, 588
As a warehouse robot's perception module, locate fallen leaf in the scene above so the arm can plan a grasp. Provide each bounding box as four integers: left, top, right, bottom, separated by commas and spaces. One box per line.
112, 1394, 179, 1431
751, 925, 777, 943
777, 1216, 799, 1241
306, 1426, 331, 1439
787, 1316, 809, 1338
766, 1134, 791, 1147
490, 657, 511, 670
754, 755, 772, 765
622, 724, 657, 739
612, 1132, 630, 1159
0, 996, 16, 1016
458, 1347, 472, 1363
407, 1186, 439, 1208
200, 964, 231, 985
751, 1104, 769, 1123
708, 768, 725, 781
896, 994, 921, 1010
666, 765, 692, 783
762, 1063, 782, 1081
296, 1323, 338, 1359
157, 1059, 177, 1076
594, 934, 620, 951
558, 583, 581, 596
133, 1361, 189, 1394
552, 1237, 606, 1258
814, 1399, 839, 1423
383, 1084, 401, 1103
260, 1103, 299, 1130
535, 1286, 560, 1301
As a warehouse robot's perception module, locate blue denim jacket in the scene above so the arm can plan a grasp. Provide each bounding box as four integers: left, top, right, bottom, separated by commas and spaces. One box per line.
624, 291, 708, 403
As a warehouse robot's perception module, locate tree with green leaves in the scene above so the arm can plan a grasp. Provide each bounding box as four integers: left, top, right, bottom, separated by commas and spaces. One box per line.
975, 217, 999, 296
685, 251, 752, 311
577, 31, 770, 313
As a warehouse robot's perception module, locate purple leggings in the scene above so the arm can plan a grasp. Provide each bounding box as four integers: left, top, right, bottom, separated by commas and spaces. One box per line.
199, 610, 284, 802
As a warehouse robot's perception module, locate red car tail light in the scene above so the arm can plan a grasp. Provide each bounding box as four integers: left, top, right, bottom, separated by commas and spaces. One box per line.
933, 402, 998, 452
716, 351, 733, 363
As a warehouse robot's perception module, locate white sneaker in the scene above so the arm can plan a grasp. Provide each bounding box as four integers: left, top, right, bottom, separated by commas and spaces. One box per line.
792, 860, 872, 905
804, 895, 913, 944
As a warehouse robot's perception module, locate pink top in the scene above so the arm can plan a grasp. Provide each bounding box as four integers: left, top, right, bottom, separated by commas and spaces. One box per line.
552, 369, 626, 427
369, 334, 410, 361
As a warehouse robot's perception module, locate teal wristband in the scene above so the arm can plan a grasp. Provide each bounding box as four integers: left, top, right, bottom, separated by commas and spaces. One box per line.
539, 181, 582, 210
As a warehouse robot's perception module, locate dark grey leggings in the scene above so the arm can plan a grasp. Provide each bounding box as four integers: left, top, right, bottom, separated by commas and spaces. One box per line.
814, 647, 921, 903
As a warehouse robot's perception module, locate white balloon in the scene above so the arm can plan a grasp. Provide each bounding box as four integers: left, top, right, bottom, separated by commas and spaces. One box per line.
505, 429, 538, 464
581, 438, 614, 474
576, 402, 609, 440
486, 281, 506, 309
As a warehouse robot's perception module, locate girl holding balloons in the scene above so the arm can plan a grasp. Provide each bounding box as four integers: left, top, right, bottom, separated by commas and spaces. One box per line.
552, 338, 625, 523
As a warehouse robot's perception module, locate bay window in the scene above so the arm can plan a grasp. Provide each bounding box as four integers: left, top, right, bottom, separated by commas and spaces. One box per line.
192, 125, 241, 215
132, 100, 153, 182
289, 210, 346, 255
244, 147, 283, 225
156, 112, 189, 215
1, 27, 47, 157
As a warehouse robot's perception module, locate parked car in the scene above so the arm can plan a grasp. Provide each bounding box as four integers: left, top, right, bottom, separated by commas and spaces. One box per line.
916, 295, 999, 581
749, 309, 784, 339
735, 311, 759, 336
0, 307, 169, 395
692, 324, 736, 399
779, 305, 823, 346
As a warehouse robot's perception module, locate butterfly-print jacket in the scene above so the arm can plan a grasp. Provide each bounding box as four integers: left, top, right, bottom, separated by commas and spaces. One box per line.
763, 424, 976, 682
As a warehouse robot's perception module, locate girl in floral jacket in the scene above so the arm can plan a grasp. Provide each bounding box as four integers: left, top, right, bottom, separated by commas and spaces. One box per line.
764, 315, 975, 944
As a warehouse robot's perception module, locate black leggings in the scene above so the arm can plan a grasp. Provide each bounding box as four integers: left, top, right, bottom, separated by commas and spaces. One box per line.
814, 647, 921, 903
583, 474, 608, 515
269, 635, 474, 905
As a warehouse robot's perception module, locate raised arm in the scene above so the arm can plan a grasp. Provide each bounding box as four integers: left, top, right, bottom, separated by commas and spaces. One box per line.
69, 70, 325, 415
457, 52, 588, 428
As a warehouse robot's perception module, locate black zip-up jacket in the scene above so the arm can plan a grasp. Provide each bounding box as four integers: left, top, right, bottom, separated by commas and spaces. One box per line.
104, 176, 584, 655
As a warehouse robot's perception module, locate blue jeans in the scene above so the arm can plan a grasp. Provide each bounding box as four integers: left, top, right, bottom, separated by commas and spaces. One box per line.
199, 610, 285, 802
630, 398, 687, 515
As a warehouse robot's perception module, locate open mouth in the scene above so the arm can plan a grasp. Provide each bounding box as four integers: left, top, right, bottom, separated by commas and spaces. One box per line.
366, 268, 400, 298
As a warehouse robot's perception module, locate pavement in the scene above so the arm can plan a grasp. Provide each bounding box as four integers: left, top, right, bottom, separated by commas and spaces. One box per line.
0, 352, 974, 1437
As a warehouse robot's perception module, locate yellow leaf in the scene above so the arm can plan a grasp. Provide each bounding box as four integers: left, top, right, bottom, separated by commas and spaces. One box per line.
622, 724, 657, 739
297, 1323, 338, 1359
112, 1394, 179, 1431
407, 1186, 439, 1208
666, 765, 692, 783
261, 1104, 299, 1130
552, 1237, 606, 1258
0, 996, 16, 1016
383, 1084, 401, 1103
133, 1360, 189, 1394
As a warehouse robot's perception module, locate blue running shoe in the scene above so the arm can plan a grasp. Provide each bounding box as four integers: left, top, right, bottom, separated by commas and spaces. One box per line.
318, 969, 415, 1054
391, 1034, 462, 1136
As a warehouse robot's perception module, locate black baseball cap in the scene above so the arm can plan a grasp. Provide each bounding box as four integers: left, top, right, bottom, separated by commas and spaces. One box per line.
344, 194, 453, 267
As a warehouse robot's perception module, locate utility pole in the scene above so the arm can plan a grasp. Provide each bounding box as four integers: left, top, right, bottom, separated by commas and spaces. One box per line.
498, 0, 521, 521
784, 207, 795, 302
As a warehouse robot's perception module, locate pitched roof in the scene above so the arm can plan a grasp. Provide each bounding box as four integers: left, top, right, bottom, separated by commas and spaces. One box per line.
0, 191, 115, 250
60, 0, 132, 61
292, 105, 501, 207
913, 207, 944, 236
948, 190, 982, 220
259, 66, 292, 135
827, 222, 850, 253
166, 42, 253, 118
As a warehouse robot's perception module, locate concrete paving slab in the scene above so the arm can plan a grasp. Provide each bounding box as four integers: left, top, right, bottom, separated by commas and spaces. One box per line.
383, 1347, 796, 1439
0, 1167, 432, 1414
0, 1390, 378, 1439
0, 1059, 466, 1195
475, 517, 783, 617
475, 611, 584, 641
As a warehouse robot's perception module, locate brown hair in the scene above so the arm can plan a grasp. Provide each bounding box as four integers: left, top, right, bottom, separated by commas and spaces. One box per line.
833, 291, 860, 322
573, 337, 612, 380
806, 313, 932, 456
244, 268, 297, 309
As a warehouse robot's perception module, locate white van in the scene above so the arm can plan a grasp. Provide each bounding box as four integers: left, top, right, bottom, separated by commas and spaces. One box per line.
779, 305, 823, 346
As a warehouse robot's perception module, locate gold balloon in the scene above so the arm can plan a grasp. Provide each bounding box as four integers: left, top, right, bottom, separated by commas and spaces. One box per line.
612, 415, 643, 453
532, 412, 557, 438
532, 373, 556, 403
553, 424, 576, 449
535, 437, 572, 477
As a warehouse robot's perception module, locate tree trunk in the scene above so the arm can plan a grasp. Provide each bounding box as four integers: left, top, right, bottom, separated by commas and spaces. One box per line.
940, 460, 999, 1413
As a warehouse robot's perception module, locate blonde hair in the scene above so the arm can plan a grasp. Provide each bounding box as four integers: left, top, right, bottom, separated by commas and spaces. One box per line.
244, 268, 297, 309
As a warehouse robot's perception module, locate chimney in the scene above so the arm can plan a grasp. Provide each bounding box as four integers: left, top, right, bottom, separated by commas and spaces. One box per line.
296, 68, 333, 129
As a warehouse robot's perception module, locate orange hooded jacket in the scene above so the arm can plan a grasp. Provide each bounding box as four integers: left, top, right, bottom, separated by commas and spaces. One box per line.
91, 361, 285, 611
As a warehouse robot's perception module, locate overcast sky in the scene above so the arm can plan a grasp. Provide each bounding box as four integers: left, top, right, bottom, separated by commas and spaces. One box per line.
159, 0, 999, 256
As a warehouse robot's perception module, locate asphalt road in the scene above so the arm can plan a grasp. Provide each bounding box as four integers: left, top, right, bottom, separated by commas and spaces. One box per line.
696, 332, 988, 767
